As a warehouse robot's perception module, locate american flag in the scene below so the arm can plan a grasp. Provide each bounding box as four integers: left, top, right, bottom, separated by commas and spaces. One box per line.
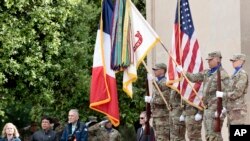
168, 0, 204, 110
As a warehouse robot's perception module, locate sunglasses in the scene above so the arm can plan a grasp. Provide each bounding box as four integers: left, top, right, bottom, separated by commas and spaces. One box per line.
140, 117, 145, 119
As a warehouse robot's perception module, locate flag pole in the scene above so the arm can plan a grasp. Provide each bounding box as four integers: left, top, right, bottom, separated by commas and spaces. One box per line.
177, 0, 184, 108
158, 40, 205, 108
142, 60, 171, 111
144, 74, 151, 137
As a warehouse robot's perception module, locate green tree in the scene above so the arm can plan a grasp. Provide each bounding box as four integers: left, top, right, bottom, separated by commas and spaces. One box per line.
0, 0, 99, 127
0, 0, 147, 134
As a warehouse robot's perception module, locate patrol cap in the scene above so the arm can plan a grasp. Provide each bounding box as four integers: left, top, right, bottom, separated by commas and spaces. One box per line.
230, 53, 246, 61
88, 116, 97, 122
206, 51, 222, 60
152, 63, 167, 71
102, 116, 111, 124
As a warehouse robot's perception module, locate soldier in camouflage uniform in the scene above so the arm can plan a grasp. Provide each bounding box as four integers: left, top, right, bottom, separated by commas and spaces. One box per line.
20, 122, 39, 141
169, 90, 185, 141
181, 103, 203, 141
88, 117, 121, 141
227, 54, 248, 125
184, 51, 230, 141
145, 63, 171, 141
86, 116, 98, 141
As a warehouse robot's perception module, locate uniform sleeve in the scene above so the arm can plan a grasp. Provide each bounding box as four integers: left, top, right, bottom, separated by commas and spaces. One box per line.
88, 123, 100, 131
186, 72, 205, 83
227, 72, 248, 100
197, 109, 204, 115
151, 78, 169, 105
152, 84, 170, 105
116, 131, 122, 141
221, 70, 230, 108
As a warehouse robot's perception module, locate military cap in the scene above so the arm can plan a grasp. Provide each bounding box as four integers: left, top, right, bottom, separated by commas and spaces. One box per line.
206, 51, 222, 60
88, 116, 97, 122
152, 63, 167, 71
230, 53, 246, 61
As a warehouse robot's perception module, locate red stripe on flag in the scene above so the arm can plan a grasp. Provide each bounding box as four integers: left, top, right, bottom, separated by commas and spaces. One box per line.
168, 0, 204, 110
90, 67, 119, 118
90, 0, 120, 126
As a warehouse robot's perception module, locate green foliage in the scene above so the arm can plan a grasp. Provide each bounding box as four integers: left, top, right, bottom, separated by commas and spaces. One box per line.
119, 124, 137, 140
0, 0, 147, 132
0, 0, 99, 127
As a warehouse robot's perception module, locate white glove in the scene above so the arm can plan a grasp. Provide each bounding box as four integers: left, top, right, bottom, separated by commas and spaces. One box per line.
99, 120, 109, 125
214, 111, 218, 118
194, 113, 202, 121
176, 65, 183, 73
144, 96, 152, 103
85, 121, 92, 127
216, 91, 224, 98
221, 107, 227, 114
179, 115, 185, 122
147, 73, 154, 81
214, 107, 227, 118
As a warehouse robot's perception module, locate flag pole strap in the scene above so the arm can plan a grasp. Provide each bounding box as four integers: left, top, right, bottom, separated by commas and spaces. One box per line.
142, 60, 171, 111
159, 40, 205, 108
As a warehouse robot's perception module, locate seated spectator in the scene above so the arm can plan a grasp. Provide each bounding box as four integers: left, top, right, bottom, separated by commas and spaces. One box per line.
30, 116, 56, 141
1, 122, 21, 141
136, 111, 155, 141
60, 109, 88, 141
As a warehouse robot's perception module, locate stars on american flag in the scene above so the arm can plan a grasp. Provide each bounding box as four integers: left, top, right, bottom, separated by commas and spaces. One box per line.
180, 0, 194, 37
170, 0, 204, 110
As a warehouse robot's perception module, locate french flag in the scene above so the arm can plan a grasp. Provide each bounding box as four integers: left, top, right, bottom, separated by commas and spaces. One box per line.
89, 0, 120, 126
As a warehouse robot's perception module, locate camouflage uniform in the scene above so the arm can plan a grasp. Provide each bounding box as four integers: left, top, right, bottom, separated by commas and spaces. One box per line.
88, 123, 121, 141
86, 116, 98, 141
151, 76, 171, 141
227, 54, 248, 125
20, 122, 39, 141
20, 130, 35, 141
186, 65, 229, 141
169, 90, 185, 141
183, 104, 202, 141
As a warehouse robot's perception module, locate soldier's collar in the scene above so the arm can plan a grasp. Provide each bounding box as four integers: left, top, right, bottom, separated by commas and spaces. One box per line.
157, 76, 165, 81
233, 66, 242, 75
208, 64, 221, 75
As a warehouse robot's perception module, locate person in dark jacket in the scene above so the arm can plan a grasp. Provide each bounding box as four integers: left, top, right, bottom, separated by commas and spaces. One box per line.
60, 109, 88, 141
136, 111, 155, 141
30, 116, 56, 141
